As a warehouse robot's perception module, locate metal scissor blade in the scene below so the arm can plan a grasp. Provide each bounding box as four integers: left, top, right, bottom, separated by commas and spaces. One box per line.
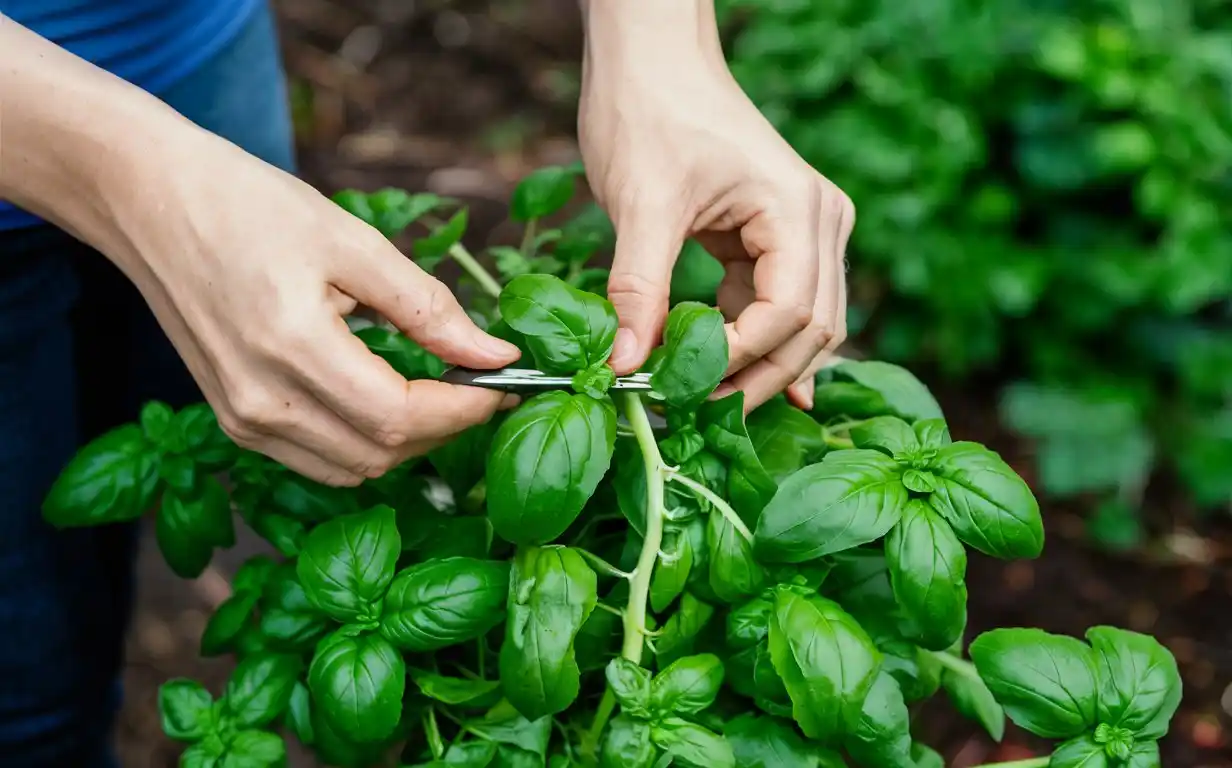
440, 367, 654, 394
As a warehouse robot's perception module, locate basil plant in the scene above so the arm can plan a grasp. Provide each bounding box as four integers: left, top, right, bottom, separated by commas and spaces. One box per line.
43, 168, 1183, 768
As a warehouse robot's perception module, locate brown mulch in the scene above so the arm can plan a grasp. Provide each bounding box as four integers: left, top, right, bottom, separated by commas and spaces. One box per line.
114, 2, 1232, 766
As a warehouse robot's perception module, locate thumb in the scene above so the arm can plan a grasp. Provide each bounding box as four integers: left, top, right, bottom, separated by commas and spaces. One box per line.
607, 208, 684, 374
340, 245, 520, 369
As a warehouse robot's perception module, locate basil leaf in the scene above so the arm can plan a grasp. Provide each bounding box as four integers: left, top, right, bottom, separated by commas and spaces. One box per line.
356, 326, 447, 380
158, 679, 214, 742
726, 595, 771, 650
850, 416, 920, 456
745, 399, 828, 484
365, 188, 447, 238
722, 714, 820, 768
310, 702, 387, 767
267, 470, 360, 522
913, 418, 952, 449
510, 165, 580, 221
221, 730, 286, 768
844, 670, 913, 768
413, 207, 468, 269
655, 592, 716, 668
43, 423, 159, 527
224, 652, 302, 729
650, 653, 724, 716
938, 661, 1006, 742
487, 392, 617, 545
928, 442, 1044, 559
696, 393, 778, 521
824, 361, 943, 422
499, 546, 598, 719
232, 555, 278, 594
649, 717, 735, 768
181, 742, 221, 768
766, 586, 879, 742
707, 511, 764, 603
466, 699, 553, 756
606, 658, 653, 718
651, 302, 729, 409
258, 565, 331, 652
1086, 625, 1182, 740
886, 499, 968, 651
380, 557, 509, 651
157, 487, 220, 579
649, 528, 694, 612
285, 682, 314, 747
911, 742, 946, 768
498, 274, 618, 373
409, 669, 502, 706
755, 450, 908, 563
308, 631, 405, 743
1049, 734, 1109, 768
969, 628, 1100, 738
430, 418, 501, 498
296, 504, 400, 623
1125, 740, 1161, 768
201, 591, 260, 657
601, 714, 657, 768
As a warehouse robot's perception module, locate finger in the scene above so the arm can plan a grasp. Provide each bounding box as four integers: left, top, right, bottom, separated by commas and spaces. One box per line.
715, 260, 755, 323
724, 203, 820, 375
607, 206, 685, 374
256, 436, 365, 487
786, 379, 814, 411
335, 240, 520, 367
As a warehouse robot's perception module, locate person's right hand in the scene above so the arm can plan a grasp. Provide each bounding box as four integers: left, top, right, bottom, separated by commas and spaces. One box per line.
111, 129, 521, 486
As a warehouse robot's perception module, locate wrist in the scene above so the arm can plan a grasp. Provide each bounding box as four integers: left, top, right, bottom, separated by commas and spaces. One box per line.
580, 0, 727, 84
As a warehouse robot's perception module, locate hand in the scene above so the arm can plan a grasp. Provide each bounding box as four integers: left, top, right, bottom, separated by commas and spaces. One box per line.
109, 132, 521, 486
577, 3, 854, 412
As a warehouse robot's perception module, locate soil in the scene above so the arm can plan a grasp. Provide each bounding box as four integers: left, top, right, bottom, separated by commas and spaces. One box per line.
114, 2, 1232, 766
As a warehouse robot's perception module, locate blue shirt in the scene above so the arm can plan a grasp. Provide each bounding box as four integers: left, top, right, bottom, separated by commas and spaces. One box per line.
0, 0, 260, 229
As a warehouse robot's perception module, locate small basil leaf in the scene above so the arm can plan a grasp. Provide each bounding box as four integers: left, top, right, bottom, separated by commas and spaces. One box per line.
573, 362, 618, 399
308, 631, 405, 743
766, 586, 879, 743
601, 714, 657, 768
825, 361, 943, 422
296, 504, 401, 623
285, 682, 314, 747
969, 628, 1100, 738
498, 274, 618, 373
938, 661, 1006, 742
707, 511, 764, 603
157, 489, 218, 579
500, 546, 598, 719
886, 499, 968, 651
655, 593, 717, 669
1086, 625, 1183, 740
911, 742, 946, 768
510, 165, 580, 221
844, 670, 913, 768
231, 555, 278, 594
696, 393, 778, 521
913, 419, 952, 448
258, 565, 331, 652
224, 652, 303, 729
158, 679, 214, 742
465, 699, 553, 756
850, 416, 920, 456
380, 557, 509, 651
176, 403, 235, 469
900, 469, 937, 493
725, 595, 772, 651
200, 591, 261, 657
356, 326, 447, 380
755, 450, 908, 563
412, 207, 468, 268
649, 717, 735, 768
42, 423, 159, 528
929, 442, 1043, 559
364, 188, 446, 238
606, 658, 653, 718
650, 653, 724, 716
1049, 734, 1110, 768
221, 730, 286, 768
651, 302, 729, 409
409, 669, 502, 706
487, 392, 617, 545
722, 713, 820, 768
649, 528, 693, 612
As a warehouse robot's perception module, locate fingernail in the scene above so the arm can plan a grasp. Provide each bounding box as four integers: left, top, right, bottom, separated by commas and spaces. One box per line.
609, 328, 638, 373
711, 383, 736, 400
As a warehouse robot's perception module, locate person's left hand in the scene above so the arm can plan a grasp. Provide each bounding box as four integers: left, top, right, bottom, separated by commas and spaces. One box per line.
578, 13, 854, 412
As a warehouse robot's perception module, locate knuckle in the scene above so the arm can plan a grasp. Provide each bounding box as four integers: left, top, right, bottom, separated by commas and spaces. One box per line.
805, 319, 835, 350
216, 410, 260, 446
784, 303, 813, 333
228, 385, 279, 431
607, 270, 667, 307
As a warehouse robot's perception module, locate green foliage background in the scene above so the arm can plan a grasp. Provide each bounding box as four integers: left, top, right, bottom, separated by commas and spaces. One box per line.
714, 0, 1232, 527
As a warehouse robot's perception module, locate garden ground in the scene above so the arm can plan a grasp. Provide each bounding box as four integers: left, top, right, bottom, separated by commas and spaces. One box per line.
114, 2, 1231, 765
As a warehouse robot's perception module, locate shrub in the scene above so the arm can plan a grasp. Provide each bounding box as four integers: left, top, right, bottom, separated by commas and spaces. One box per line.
44, 170, 1182, 767
715, 0, 1232, 538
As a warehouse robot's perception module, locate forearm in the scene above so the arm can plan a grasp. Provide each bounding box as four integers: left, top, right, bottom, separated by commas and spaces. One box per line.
0, 15, 205, 264
578, 0, 726, 79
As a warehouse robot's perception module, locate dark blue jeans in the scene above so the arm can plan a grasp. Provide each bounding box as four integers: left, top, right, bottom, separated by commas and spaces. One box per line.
0, 4, 295, 765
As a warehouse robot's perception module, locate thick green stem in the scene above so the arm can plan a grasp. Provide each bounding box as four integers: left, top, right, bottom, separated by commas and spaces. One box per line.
665, 470, 753, 543
971, 759, 1049, 768
520, 218, 538, 256
448, 243, 504, 299
928, 649, 980, 680
581, 392, 666, 761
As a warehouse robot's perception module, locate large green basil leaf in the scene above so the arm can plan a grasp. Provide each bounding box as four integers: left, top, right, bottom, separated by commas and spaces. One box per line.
487, 392, 617, 545
157, 486, 225, 579
498, 274, 618, 373
1086, 626, 1182, 740
1049, 734, 1109, 768
722, 713, 822, 768
296, 504, 401, 623
499, 546, 597, 719
885, 499, 968, 651
928, 442, 1043, 559
600, 714, 657, 768
844, 670, 913, 768
356, 326, 446, 380
649, 528, 694, 612
651, 302, 729, 409
308, 631, 405, 743
222, 730, 287, 767
766, 586, 879, 742
649, 717, 735, 768
258, 565, 331, 652
655, 592, 716, 669
380, 557, 509, 651
309, 701, 386, 767
409, 669, 502, 707
938, 660, 1006, 742
745, 398, 828, 484
43, 423, 160, 528
650, 653, 724, 716
696, 393, 778, 521
159, 679, 214, 742
224, 652, 303, 729
707, 511, 763, 603
755, 450, 907, 563
969, 628, 1100, 738
850, 416, 920, 457
817, 361, 943, 422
